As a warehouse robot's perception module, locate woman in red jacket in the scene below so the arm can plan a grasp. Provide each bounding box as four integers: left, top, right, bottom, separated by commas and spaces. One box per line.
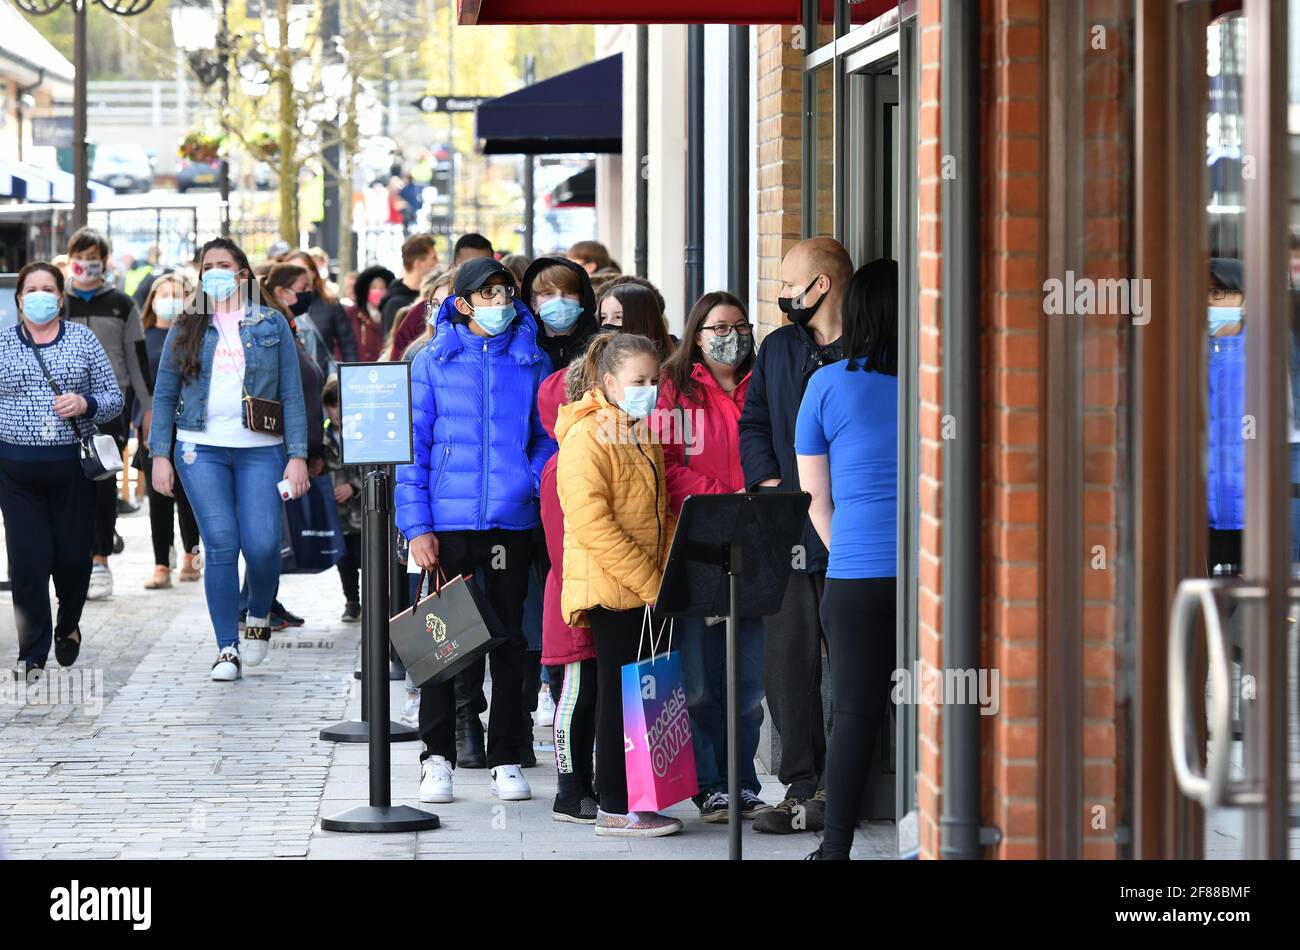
650, 291, 771, 823
538, 361, 600, 824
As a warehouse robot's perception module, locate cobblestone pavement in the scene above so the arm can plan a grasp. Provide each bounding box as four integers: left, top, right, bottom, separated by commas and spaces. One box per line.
0, 499, 896, 860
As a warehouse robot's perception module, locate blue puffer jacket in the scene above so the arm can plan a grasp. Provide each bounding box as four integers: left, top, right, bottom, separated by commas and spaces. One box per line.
395, 297, 556, 538
1207, 328, 1245, 530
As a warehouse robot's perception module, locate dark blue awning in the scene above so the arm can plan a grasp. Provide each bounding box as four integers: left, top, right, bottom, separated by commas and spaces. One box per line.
477, 54, 622, 155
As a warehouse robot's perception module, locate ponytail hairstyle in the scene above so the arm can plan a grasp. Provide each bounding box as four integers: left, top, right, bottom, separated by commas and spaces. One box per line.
172, 237, 255, 380
569, 331, 660, 404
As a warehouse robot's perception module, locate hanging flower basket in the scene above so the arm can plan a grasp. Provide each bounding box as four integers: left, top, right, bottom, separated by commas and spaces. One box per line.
179, 129, 223, 164
247, 129, 279, 163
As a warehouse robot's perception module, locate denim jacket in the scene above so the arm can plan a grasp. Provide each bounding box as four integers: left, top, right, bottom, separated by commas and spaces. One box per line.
148, 304, 309, 459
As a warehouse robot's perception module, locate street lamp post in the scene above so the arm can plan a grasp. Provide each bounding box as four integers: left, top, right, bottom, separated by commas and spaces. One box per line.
15, 0, 157, 230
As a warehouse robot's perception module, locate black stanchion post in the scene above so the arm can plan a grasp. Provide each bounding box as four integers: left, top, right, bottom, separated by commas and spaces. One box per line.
320, 466, 420, 743
726, 541, 742, 860
387, 464, 408, 681
320, 471, 440, 833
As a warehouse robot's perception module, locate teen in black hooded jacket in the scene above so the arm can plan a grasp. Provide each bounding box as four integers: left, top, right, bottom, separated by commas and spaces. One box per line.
521, 257, 600, 371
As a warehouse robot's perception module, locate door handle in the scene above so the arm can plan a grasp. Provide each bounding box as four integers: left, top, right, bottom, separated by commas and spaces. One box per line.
1167, 578, 1234, 807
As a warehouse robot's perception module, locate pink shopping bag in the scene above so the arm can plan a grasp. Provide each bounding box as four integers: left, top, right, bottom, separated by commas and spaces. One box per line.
621, 607, 698, 811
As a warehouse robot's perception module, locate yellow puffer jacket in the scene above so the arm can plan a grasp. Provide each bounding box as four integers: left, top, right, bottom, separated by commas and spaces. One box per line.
555, 387, 676, 627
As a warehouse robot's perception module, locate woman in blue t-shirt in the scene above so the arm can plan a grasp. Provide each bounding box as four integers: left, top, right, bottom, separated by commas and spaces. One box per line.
794, 258, 898, 860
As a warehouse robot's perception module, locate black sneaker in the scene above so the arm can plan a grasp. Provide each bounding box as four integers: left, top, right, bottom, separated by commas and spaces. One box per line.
697, 790, 729, 823
740, 790, 772, 819
753, 788, 825, 834
552, 794, 599, 824
272, 603, 304, 627
111, 531, 125, 554
341, 602, 361, 623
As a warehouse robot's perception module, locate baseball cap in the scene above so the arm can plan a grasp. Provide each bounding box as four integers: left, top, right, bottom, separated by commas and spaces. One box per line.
454, 257, 515, 298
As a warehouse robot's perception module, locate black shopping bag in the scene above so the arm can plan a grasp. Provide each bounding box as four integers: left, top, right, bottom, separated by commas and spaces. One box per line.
281, 474, 346, 574
390, 568, 507, 687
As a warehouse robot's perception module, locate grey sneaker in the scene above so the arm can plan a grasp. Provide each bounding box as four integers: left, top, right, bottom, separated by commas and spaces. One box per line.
594, 809, 683, 837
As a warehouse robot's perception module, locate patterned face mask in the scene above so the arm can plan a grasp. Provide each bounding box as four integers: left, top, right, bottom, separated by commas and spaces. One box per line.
705, 330, 752, 366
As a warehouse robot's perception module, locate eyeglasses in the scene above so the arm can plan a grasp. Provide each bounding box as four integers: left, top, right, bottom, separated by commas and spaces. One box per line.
700, 322, 753, 337
475, 284, 515, 303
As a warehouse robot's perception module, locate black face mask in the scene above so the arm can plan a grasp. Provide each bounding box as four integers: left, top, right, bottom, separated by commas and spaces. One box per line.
290, 290, 315, 317
778, 275, 827, 326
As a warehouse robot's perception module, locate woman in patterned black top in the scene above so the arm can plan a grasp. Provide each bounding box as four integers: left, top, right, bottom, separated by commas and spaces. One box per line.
0, 262, 124, 677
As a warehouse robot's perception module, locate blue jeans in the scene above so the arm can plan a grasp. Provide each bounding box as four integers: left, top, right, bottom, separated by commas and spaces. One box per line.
176, 442, 286, 650
677, 614, 765, 796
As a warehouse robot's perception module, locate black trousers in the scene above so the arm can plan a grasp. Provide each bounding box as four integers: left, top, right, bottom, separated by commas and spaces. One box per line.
590, 605, 649, 815
147, 471, 199, 567
335, 531, 362, 604
0, 457, 96, 667
417, 528, 531, 767
820, 577, 897, 859
91, 411, 129, 559
763, 570, 828, 799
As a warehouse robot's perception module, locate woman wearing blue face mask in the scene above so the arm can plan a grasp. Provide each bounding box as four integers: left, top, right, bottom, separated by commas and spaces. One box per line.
0, 262, 124, 677
139, 273, 202, 591
395, 256, 556, 805
148, 237, 309, 683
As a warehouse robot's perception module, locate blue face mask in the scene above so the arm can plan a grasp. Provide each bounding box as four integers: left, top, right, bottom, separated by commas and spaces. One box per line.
538, 297, 583, 333
1208, 305, 1242, 334
22, 291, 60, 325
619, 384, 658, 421
471, 303, 515, 336
202, 268, 239, 302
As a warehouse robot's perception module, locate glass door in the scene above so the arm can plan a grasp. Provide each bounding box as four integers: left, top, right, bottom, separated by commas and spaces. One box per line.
1166, 0, 1300, 860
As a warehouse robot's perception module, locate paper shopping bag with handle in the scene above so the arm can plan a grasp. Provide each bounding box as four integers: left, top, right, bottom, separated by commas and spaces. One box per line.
389, 568, 507, 688
621, 606, 698, 812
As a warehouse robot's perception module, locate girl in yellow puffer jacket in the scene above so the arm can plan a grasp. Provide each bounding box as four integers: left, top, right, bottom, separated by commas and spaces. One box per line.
555, 332, 681, 837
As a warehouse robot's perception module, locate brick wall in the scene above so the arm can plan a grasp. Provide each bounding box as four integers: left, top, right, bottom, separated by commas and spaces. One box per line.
916, 0, 1129, 859
754, 24, 803, 334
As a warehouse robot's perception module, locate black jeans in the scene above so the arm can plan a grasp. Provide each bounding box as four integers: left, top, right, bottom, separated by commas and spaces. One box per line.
820, 577, 897, 859
763, 570, 828, 799
92, 411, 129, 559
417, 528, 531, 768
147, 470, 199, 567
0, 456, 96, 667
336, 532, 362, 604
590, 605, 649, 815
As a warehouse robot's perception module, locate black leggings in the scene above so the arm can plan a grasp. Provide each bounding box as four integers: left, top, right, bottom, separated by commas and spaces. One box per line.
553, 657, 597, 801
92, 413, 129, 559
820, 576, 897, 859
148, 473, 200, 567
590, 605, 648, 815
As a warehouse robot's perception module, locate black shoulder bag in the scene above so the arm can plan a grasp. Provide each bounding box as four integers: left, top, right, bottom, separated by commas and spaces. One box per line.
23, 325, 124, 482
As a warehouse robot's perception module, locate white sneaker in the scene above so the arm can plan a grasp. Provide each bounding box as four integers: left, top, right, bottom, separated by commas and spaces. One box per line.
86, 564, 113, 601
534, 688, 556, 728
490, 764, 532, 801
419, 756, 454, 803
211, 645, 241, 682
400, 691, 420, 725
241, 626, 271, 667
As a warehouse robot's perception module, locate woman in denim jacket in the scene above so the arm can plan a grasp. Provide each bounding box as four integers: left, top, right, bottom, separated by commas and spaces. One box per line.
148, 238, 309, 682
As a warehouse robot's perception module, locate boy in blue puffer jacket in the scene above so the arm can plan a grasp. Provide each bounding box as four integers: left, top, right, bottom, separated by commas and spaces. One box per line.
395, 257, 556, 805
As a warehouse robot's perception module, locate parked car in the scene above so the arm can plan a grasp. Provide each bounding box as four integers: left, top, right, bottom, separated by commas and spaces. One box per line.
176, 158, 224, 193
90, 144, 154, 194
